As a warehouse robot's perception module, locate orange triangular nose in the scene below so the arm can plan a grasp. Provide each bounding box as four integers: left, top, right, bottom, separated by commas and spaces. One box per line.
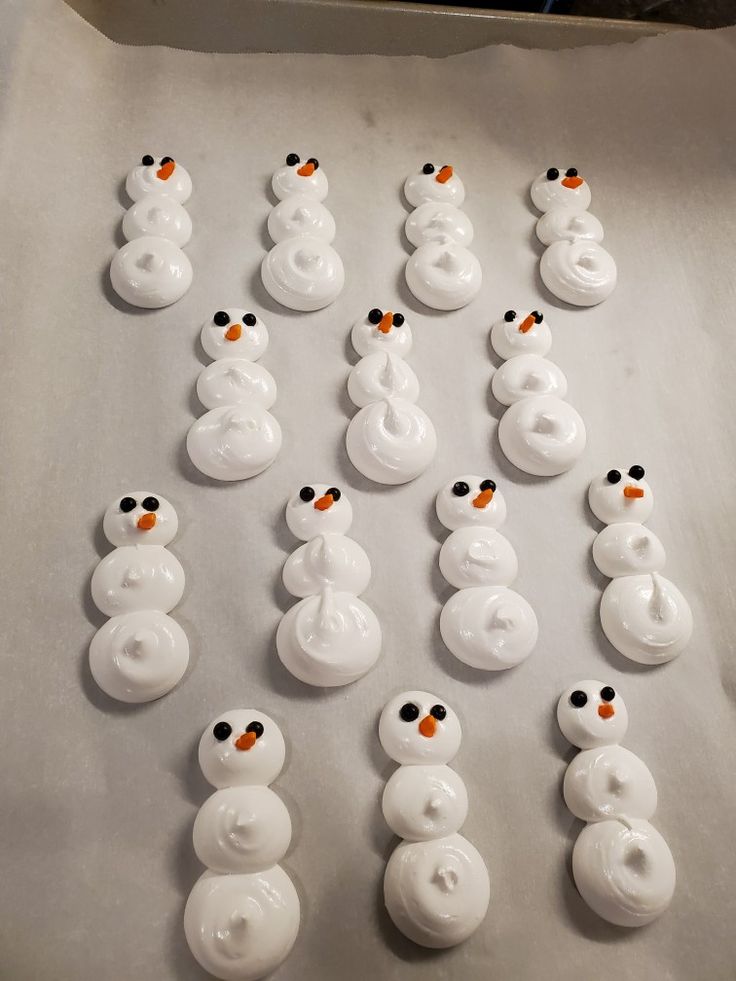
562, 176, 583, 189
157, 160, 176, 180
235, 731, 257, 751
623, 485, 644, 499
473, 489, 493, 509
419, 715, 436, 738
436, 165, 453, 184
225, 324, 242, 341
297, 162, 315, 177
598, 703, 615, 719
519, 314, 536, 333
378, 312, 393, 334
314, 494, 334, 511
137, 513, 157, 531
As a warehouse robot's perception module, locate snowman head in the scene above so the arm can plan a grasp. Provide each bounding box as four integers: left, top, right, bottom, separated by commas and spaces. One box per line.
490, 309, 552, 360
125, 154, 192, 204
200, 309, 269, 362
588, 466, 653, 525
351, 308, 413, 359
557, 681, 628, 749
272, 153, 328, 201
379, 690, 462, 765
531, 167, 591, 213
404, 163, 465, 208
102, 492, 178, 547
285, 484, 353, 540
436, 475, 507, 531
198, 709, 285, 789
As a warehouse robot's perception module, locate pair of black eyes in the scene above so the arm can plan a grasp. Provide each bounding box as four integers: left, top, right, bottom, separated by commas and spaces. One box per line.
212, 720, 264, 741
299, 486, 341, 502
453, 479, 496, 497
546, 167, 578, 181
504, 310, 543, 324
368, 309, 405, 327
141, 155, 173, 167
120, 496, 159, 513
213, 311, 257, 328
607, 466, 645, 484
399, 703, 446, 722
422, 163, 448, 175
570, 687, 615, 708
285, 154, 319, 170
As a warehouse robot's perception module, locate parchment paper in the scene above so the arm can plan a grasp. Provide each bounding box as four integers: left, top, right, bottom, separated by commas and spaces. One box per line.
1, 2, 735, 979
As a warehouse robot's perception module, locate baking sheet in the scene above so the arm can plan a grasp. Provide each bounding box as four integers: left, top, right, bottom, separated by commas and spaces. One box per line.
1, 2, 735, 979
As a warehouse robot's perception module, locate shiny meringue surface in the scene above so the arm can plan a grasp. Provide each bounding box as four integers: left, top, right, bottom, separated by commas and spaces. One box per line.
600, 573, 693, 665
267, 194, 336, 243
261, 236, 344, 311
193, 786, 292, 874
346, 398, 437, 485
530, 170, 591, 213
404, 201, 474, 248
490, 313, 552, 360
491, 354, 567, 406
404, 169, 466, 208
196, 358, 277, 411
540, 239, 617, 307
122, 193, 192, 246
405, 242, 482, 311
563, 745, 657, 823
440, 585, 538, 670
186, 404, 282, 481
125, 158, 192, 203
497, 395, 586, 477
439, 526, 518, 589
536, 209, 604, 246
110, 236, 192, 308
272, 162, 329, 201
351, 314, 413, 359
592, 523, 666, 578
347, 352, 420, 408
90, 545, 185, 617
382, 765, 468, 842
200, 310, 269, 363
379, 691, 462, 766
282, 533, 371, 597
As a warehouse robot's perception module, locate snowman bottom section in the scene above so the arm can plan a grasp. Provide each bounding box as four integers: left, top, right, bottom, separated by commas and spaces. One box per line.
184, 867, 300, 981
89, 610, 189, 703
600, 573, 693, 665
440, 586, 538, 670
497, 395, 586, 477
345, 398, 437, 485
384, 834, 490, 948
261, 237, 344, 312
186, 403, 282, 481
404, 242, 482, 311
110, 236, 192, 309
572, 818, 675, 927
540, 239, 616, 307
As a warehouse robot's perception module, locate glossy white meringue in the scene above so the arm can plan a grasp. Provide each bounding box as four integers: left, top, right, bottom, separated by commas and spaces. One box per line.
405, 242, 482, 311
125, 157, 192, 203
440, 586, 537, 670
404, 201, 474, 248
439, 527, 518, 590
435, 476, 507, 531
272, 161, 328, 201
600, 573, 693, 665
540, 240, 617, 307
490, 312, 552, 360
497, 394, 586, 477
588, 471, 654, 525
198, 709, 286, 790
261, 236, 344, 311
379, 691, 462, 766
536, 209, 604, 247
110, 236, 192, 309
592, 523, 666, 578
382, 765, 468, 842
91, 546, 185, 617
556, 681, 629, 750
346, 397, 437, 484
285, 484, 354, 541
530, 170, 591, 213
196, 358, 277, 411
563, 744, 657, 824
351, 313, 413, 359
122, 193, 192, 246
200, 310, 269, 363
282, 533, 371, 597
267, 194, 336, 243
491, 354, 567, 406
186, 404, 282, 481
103, 493, 178, 548
347, 352, 420, 408
404, 168, 466, 208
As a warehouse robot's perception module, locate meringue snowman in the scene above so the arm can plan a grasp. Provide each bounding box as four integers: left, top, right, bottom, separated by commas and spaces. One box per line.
403, 163, 481, 311
277, 484, 381, 687
531, 167, 616, 307
491, 309, 586, 477
88, 493, 188, 703
436, 476, 537, 670
557, 681, 676, 927
187, 308, 282, 481
379, 691, 490, 948
346, 308, 437, 485
184, 709, 300, 981
111, 154, 193, 308
589, 466, 693, 664
261, 153, 344, 311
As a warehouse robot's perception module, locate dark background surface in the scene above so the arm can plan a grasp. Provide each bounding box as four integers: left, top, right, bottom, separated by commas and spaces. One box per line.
429, 0, 736, 28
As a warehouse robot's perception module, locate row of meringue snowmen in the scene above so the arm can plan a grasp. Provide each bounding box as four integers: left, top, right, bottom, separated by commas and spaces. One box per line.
435, 475, 538, 670
531, 167, 617, 307
261, 154, 344, 311
276, 484, 382, 686
186, 309, 282, 481
345, 310, 438, 483
403, 163, 482, 311
184, 709, 300, 981
557, 681, 676, 927
110, 155, 194, 308
588, 466, 693, 664
490, 308, 587, 476
88, 493, 189, 703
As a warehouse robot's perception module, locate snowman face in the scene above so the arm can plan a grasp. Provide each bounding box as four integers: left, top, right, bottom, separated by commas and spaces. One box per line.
436, 475, 507, 531
379, 691, 462, 765
531, 167, 591, 213
125, 154, 192, 204
272, 153, 328, 201
404, 163, 466, 208
102, 492, 178, 547
200, 309, 269, 363
588, 466, 653, 525
285, 484, 353, 540
490, 309, 552, 360
351, 309, 413, 359
557, 681, 628, 749
198, 709, 285, 789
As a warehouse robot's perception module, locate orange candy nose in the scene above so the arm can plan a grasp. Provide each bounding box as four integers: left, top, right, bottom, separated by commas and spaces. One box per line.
156, 160, 176, 181
297, 162, 315, 177
314, 494, 334, 511
519, 314, 536, 334
561, 175, 583, 189
419, 715, 437, 738
623, 485, 644, 499
137, 513, 157, 531
378, 312, 394, 334
436, 165, 453, 184
235, 731, 257, 751
598, 703, 615, 719
473, 489, 493, 509
225, 324, 242, 342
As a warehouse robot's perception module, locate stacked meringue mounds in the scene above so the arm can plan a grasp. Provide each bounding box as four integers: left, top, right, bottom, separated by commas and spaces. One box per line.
184, 710, 300, 981
88, 493, 189, 703
186, 308, 282, 482
557, 681, 676, 927
110, 154, 193, 309
403, 163, 482, 311
490, 308, 586, 477
277, 484, 381, 687
436, 476, 537, 671
531, 166, 617, 307
379, 691, 490, 949
345, 309, 437, 484
589, 466, 693, 665
261, 153, 344, 312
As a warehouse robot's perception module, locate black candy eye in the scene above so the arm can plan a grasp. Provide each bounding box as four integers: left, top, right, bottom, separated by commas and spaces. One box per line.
480, 479, 496, 492
141, 155, 154, 167
452, 481, 470, 497
422, 163, 435, 175
533, 311, 544, 324
307, 157, 319, 170
606, 470, 622, 484
504, 310, 516, 322
600, 686, 615, 702
565, 167, 578, 177
628, 465, 645, 480
326, 487, 341, 501
142, 496, 159, 512
286, 153, 300, 166
213, 311, 230, 327
246, 721, 264, 738
299, 486, 315, 502
430, 704, 446, 721
399, 702, 420, 722
367, 308, 383, 325
213, 721, 232, 741
160, 156, 174, 165
392, 313, 405, 327
243, 313, 257, 327
546, 167, 560, 181
570, 690, 587, 708
119, 497, 137, 513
